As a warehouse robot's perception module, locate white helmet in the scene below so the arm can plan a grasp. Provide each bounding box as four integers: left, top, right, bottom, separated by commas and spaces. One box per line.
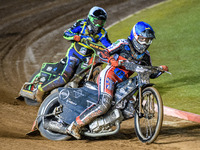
87, 6, 107, 34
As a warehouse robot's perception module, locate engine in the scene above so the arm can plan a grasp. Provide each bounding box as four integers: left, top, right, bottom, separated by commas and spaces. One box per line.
89, 109, 124, 133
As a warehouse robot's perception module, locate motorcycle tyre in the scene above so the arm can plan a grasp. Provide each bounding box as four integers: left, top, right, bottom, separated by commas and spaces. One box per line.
37, 92, 71, 141
134, 86, 163, 143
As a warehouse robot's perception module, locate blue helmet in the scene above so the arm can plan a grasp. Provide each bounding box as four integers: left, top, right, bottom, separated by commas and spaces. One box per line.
128, 21, 155, 54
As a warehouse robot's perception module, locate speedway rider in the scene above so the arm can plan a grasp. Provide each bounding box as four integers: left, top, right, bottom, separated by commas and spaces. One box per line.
36, 6, 112, 102
67, 21, 169, 139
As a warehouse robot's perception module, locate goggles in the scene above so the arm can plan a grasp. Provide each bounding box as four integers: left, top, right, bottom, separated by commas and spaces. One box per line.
89, 16, 105, 27
137, 36, 153, 45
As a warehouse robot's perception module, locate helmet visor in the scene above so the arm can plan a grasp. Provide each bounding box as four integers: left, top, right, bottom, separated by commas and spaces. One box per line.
89, 15, 105, 27
93, 18, 105, 27
137, 36, 153, 45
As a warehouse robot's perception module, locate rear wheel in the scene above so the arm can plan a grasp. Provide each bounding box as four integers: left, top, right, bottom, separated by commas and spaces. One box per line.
134, 87, 163, 143
37, 92, 71, 140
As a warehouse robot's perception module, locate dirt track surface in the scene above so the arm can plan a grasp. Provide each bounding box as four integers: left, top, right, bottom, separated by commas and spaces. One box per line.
0, 0, 200, 150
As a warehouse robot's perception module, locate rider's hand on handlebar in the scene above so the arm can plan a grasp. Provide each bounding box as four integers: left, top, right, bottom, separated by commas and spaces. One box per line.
108, 57, 119, 67
74, 35, 81, 42
80, 38, 87, 43
159, 65, 168, 72
80, 35, 92, 43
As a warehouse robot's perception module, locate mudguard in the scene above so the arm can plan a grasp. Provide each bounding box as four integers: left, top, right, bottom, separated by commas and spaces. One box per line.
141, 83, 155, 90
58, 85, 98, 124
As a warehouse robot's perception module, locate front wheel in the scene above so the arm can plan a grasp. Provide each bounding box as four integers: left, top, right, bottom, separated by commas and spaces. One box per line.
134, 87, 163, 143
37, 92, 71, 140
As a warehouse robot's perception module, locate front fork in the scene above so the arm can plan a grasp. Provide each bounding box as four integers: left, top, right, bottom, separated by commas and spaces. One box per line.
137, 84, 155, 118
138, 87, 143, 118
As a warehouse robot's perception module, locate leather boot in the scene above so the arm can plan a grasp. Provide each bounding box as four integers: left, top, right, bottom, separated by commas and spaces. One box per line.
66, 121, 81, 140
36, 88, 45, 103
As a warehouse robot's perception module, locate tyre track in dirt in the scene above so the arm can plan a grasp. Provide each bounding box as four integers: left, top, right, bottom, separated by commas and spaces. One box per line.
0, 0, 200, 150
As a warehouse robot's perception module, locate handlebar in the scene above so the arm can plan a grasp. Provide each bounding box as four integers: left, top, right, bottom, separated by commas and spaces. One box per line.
121, 60, 171, 74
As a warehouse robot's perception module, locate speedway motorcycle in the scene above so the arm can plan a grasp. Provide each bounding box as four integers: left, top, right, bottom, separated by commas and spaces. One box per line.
17, 40, 105, 106
33, 60, 171, 143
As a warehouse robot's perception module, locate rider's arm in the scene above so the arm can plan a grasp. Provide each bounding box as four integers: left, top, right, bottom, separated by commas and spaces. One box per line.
63, 20, 83, 41
98, 29, 112, 48
99, 39, 126, 63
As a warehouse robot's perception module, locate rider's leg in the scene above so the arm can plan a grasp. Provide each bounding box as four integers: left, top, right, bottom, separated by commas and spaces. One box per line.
67, 65, 119, 139
67, 92, 112, 139
36, 48, 80, 103
36, 75, 67, 103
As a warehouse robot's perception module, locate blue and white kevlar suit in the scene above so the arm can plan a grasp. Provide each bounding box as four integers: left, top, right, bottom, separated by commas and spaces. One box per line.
39, 19, 112, 93
75, 39, 164, 127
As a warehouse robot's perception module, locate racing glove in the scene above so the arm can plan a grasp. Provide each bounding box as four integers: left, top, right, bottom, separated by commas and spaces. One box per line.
74, 35, 81, 42
108, 57, 119, 67
160, 65, 168, 72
